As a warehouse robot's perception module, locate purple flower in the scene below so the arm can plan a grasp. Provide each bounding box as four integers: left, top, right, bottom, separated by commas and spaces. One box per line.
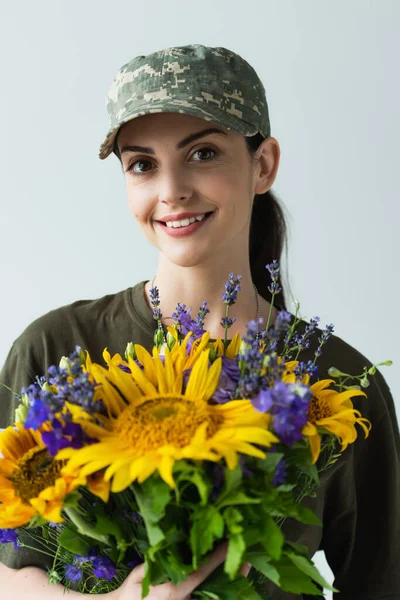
272, 458, 288, 486
214, 357, 241, 404
0, 529, 19, 551
294, 361, 319, 380
314, 324, 335, 361
24, 396, 51, 429
222, 273, 242, 306
24, 346, 100, 433
220, 316, 236, 329
172, 303, 206, 348
234, 319, 265, 398
91, 555, 116, 581
266, 260, 282, 296
195, 301, 210, 329
41, 418, 91, 456
64, 563, 83, 582
252, 381, 311, 447
149, 286, 162, 321
266, 310, 292, 345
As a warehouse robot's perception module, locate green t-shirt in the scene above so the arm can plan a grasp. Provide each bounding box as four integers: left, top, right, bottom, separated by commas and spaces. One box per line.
0, 281, 399, 600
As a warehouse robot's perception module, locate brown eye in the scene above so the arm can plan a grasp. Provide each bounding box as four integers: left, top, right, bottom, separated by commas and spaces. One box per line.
128, 159, 152, 174
192, 148, 217, 161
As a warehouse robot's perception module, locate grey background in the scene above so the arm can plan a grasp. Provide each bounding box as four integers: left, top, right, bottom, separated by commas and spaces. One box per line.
1, 1, 399, 595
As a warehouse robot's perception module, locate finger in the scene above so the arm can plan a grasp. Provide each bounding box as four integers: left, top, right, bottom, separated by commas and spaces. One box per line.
176, 541, 228, 599
239, 561, 251, 577
126, 562, 146, 584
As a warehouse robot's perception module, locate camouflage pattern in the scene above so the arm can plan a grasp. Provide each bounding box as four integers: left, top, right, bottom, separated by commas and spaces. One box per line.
99, 45, 271, 160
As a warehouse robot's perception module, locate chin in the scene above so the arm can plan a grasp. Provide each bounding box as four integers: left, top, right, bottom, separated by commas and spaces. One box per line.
162, 246, 210, 268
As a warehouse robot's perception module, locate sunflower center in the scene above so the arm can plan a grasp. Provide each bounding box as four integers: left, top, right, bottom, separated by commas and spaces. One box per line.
308, 396, 333, 422
114, 395, 222, 453
11, 446, 63, 504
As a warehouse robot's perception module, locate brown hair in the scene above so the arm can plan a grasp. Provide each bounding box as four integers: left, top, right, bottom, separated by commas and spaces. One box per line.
113, 130, 290, 312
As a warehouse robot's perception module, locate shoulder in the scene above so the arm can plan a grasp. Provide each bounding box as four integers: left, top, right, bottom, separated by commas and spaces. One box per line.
14, 288, 130, 346
8, 284, 146, 374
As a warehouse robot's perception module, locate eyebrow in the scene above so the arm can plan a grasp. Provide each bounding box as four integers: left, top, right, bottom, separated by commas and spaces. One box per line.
119, 127, 228, 155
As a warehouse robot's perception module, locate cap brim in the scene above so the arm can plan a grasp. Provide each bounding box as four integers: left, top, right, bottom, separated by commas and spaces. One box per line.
98, 99, 259, 160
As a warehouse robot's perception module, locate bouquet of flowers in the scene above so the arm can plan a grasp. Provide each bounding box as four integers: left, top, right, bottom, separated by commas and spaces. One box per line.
0, 261, 391, 598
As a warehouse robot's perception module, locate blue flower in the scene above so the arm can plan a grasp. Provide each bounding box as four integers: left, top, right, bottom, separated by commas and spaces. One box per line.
222, 273, 242, 306
0, 529, 19, 551
272, 458, 288, 486
214, 357, 241, 404
91, 555, 116, 581
266, 260, 282, 296
149, 286, 162, 321
252, 381, 311, 446
64, 564, 83, 582
24, 397, 51, 429
41, 418, 89, 456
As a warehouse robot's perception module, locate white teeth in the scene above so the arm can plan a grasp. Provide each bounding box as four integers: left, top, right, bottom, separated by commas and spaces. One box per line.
165, 213, 208, 228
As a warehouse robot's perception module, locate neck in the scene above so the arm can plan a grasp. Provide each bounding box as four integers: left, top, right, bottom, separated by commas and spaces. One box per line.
145, 254, 277, 340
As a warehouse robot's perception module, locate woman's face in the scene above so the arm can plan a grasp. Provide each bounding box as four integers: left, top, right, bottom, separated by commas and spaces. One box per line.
117, 112, 277, 268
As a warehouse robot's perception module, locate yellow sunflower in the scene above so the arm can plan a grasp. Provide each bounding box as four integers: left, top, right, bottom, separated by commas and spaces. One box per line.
282, 361, 371, 463
0, 423, 86, 527
59, 346, 278, 492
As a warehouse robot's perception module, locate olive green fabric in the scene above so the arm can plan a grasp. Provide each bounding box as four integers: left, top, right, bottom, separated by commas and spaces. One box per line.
0, 281, 399, 599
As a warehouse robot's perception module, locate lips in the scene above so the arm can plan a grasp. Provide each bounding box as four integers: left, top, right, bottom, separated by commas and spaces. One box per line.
157, 211, 213, 225
156, 211, 214, 237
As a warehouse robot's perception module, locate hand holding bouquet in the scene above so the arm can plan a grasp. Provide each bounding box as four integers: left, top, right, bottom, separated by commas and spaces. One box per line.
0, 261, 391, 598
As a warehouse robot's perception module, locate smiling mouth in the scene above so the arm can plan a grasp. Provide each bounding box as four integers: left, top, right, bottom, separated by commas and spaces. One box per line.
157, 211, 214, 227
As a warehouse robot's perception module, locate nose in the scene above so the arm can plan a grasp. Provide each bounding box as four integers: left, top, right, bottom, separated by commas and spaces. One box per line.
157, 167, 193, 205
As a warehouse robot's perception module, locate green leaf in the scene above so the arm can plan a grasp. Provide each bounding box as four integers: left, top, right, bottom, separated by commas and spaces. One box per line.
58, 527, 91, 556
175, 464, 211, 505
223, 464, 242, 494
223, 507, 244, 535
286, 552, 339, 593
273, 555, 323, 594
295, 504, 322, 526
261, 452, 285, 474
260, 517, 284, 561
133, 478, 171, 546
284, 540, 309, 556
245, 553, 280, 587
195, 566, 260, 600
225, 533, 246, 579
190, 506, 224, 566
274, 483, 296, 493
95, 513, 123, 542
217, 491, 261, 510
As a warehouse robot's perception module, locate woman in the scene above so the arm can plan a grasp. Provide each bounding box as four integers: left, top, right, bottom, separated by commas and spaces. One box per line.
0, 45, 399, 599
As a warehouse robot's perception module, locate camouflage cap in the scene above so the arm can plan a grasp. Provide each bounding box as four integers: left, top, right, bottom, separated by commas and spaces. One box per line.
99, 44, 271, 160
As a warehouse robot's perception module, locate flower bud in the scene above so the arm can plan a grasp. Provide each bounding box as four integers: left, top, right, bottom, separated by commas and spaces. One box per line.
367, 365, 376, 375
166, 331, 176, 351
15, 403, 28, 424
21, 392, 30, 407
125, 342, 136, 361
154, 328, 165, 348
209, 347, 217, 362
59, 356, 69, 371
360, 376, 370, 389
328, 367, 343, 378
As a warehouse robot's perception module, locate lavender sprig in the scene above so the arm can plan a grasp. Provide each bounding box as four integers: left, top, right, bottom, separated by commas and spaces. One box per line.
221, 273, 242, 351
264, 260, 282, 333
149, 285, 167, 348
